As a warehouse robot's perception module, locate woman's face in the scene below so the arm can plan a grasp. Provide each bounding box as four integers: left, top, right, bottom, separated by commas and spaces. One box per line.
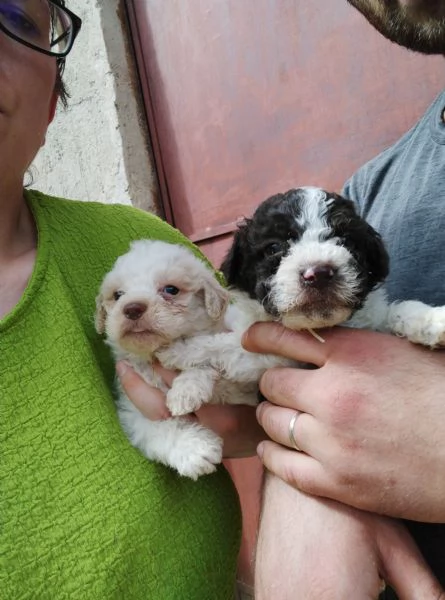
0, 7, 58, 191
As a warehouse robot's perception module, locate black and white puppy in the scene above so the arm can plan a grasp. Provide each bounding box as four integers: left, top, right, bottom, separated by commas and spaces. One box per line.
220, 186, 445, 346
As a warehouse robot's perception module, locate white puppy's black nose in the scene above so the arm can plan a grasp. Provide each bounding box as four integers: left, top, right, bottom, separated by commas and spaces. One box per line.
301, 265, 336, 289
123, 302, 147, 320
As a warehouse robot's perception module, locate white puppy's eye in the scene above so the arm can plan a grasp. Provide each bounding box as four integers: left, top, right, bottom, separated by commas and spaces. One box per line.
162, 285, 180, 296
113, 290, 125, 301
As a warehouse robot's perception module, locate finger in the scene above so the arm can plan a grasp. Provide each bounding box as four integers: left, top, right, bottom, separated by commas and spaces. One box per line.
116, 361, 171, 421
242, 321, 330, 366
376, 519, 445, 600
257, 439, 329, 498
259, 366, 321, 413
152, 361, 178, 387
257, 401, 316, 453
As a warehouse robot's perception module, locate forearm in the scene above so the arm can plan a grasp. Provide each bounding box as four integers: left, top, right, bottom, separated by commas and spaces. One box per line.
255, 475, 444, 600
255, 475, 384, 600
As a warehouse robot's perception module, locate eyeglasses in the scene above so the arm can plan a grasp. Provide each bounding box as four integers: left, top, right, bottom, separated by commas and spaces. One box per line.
0, 0, 81, 57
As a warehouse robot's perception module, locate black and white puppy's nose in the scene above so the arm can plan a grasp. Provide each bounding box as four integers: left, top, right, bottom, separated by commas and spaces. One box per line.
301, 265, 336, 288
123, 302, 147, 320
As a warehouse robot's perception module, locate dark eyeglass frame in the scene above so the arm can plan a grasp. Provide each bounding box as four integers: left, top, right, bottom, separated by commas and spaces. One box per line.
0, 0, 82, 57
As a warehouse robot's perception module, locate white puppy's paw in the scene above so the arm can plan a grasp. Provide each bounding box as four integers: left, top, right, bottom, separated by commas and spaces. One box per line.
389, 302, 445, 348
166, 385, 206, 416
169, 426, 223, 480
166, 369, 218, 416
420, 306, 445, 347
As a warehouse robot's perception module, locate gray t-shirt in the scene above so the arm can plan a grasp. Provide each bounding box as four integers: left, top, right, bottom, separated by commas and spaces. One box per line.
343, 89, 445, 305
343, 89, 445, 594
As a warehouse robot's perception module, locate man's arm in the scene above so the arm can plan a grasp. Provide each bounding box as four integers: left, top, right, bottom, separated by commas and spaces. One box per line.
256, 475, 443, 599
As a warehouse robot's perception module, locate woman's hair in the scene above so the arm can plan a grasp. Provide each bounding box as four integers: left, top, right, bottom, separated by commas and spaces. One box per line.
55, 0, 69, 107
56, 57, 68, 107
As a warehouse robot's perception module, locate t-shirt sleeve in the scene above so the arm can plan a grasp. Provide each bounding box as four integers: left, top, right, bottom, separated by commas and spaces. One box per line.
342, 167, 369, 217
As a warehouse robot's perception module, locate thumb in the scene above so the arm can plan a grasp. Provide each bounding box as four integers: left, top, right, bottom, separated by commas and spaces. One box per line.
116, 361, 171, 421
242, 321, 329, 367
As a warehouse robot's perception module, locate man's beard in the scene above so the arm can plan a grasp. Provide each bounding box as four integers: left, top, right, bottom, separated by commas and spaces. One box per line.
347, 0, 445, 55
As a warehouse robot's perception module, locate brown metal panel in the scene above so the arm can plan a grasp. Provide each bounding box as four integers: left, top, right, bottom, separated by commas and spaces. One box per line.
126, 0, 442, 253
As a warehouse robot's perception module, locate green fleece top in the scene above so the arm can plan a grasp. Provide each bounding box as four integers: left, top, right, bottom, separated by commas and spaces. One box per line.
0, 190, 241, 599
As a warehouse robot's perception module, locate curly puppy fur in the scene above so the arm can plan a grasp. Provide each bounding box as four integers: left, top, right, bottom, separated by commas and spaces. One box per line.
96, 193, 445, 479
154, 188, 445, 442
222, 187, 389, 329
95, 239, 257, 480
221, 187, 445, 346
218, 186, 445, 596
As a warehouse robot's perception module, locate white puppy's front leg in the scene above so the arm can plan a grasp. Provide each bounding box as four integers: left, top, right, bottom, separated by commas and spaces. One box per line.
166, 367, 219, 416
161, 333, 292, 383
387, 301, 445, 348
118, 395, 223, 479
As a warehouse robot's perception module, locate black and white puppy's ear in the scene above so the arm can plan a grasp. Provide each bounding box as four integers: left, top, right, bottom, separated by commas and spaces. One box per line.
360, 222, 390, 289
330, 194, 389, 291
220, 219, 254, 290
220, 223, 247, 286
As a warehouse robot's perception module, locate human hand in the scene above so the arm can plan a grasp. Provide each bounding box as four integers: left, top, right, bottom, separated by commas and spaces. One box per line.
243, 323, 445, 522
116, 361, 265, 458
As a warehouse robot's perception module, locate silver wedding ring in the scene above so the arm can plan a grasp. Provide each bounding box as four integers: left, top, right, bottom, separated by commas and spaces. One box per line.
288, 411, 302, 452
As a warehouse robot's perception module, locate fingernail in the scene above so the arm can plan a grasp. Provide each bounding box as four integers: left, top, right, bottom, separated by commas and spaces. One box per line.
257, 442, 264, 459
256, 402, 265, 422
115, 361, 128, 377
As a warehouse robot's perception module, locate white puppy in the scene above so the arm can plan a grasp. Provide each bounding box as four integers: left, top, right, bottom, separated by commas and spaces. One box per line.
95, 239, 258, 480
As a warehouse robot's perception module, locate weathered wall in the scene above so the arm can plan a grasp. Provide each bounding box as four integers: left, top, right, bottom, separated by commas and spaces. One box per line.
32, 0, 159, 213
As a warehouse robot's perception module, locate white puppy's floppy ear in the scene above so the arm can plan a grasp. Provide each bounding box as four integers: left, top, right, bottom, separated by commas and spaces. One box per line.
95, 293, 107, 334
201, 271, 230, 320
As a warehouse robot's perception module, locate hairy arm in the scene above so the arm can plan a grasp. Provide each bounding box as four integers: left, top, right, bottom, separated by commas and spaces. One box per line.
256, 475, 443, 600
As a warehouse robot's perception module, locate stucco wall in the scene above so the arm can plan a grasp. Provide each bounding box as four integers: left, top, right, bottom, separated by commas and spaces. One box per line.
32, 0, 158, 213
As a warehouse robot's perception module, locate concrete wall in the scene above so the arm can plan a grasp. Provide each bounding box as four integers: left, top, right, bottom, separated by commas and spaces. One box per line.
32, 0, 159, 213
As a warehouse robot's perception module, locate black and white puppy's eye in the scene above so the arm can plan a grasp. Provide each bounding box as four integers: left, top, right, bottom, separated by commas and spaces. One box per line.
113, 290, 125, 301
264, 242, 285, 257
162, 285, 180, 296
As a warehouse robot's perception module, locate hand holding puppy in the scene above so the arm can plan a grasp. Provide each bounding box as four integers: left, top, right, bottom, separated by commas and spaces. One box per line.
245, 322, 445, 522
116, 360, 265, 458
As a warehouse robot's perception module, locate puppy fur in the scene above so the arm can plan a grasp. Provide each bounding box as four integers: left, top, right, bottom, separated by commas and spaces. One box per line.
167, 186, 445, 395
168, 186, 445, 395
221, 187, 445, 347
96, 239, 257, 480
96, 193, 445, 479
